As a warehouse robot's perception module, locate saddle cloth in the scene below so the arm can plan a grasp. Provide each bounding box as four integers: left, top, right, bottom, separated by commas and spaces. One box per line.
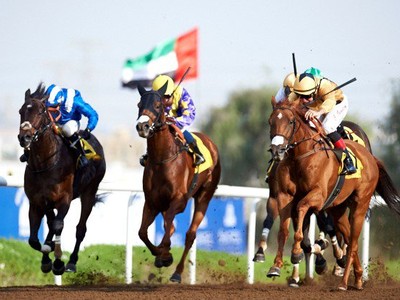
192, 134, 213, 173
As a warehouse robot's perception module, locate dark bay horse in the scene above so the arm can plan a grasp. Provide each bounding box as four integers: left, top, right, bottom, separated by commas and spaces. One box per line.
135, 83, 221, 283
17, 83, 106, 275
268, 98, 400, 290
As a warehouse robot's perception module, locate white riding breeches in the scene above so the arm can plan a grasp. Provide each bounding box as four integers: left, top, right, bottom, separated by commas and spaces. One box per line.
60, 120, 80, 137
320, 96, 349, 134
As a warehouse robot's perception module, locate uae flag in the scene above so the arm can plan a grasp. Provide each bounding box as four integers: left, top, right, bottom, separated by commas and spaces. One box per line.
121, 28, 198, 89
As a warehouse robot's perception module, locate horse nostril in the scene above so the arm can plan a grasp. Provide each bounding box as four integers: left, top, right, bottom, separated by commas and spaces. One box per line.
144, 124, 149, 131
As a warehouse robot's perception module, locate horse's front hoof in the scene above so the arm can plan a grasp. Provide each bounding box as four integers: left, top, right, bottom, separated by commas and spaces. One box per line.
170, 272, 182, 283
288, 277, 300, 288
65, 262, 77, 272
52, 259, 65, 275
253, 247, 265, 263
337, 255, 347, 268
290, 251, 304, 264
332, 265, 344, 277
315, 254, 328, 275
41, 261, 53, 273
155, 255, 173, 268
266, 266, 281, 278
337, 284, 347, 291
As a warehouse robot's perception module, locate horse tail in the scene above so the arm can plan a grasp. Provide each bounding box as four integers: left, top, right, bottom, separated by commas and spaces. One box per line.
374, 157, 400, 216
95, 192, 109, 205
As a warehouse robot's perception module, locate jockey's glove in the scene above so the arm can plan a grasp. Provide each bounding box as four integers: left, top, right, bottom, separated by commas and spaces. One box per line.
81, 128, 91, 139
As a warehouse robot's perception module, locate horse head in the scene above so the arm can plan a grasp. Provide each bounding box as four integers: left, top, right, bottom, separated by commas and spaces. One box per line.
135, 82, 168, 138
18, 83, 49, 149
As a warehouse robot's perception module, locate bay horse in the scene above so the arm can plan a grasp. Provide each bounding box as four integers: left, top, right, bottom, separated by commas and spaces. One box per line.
268, 98, 400, 290
17, 83, 106, 275
135, 83, 221, 283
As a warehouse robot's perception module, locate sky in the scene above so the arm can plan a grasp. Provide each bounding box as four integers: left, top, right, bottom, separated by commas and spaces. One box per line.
1, 0, 400, 136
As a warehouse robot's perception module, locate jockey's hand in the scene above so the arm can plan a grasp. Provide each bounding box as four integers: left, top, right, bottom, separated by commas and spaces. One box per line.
81, 128, 91, 139
305, 109, 324, 120
166, 116, 176, 124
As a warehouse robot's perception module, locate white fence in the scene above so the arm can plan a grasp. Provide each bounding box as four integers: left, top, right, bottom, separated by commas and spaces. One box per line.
2, 177, 373, 285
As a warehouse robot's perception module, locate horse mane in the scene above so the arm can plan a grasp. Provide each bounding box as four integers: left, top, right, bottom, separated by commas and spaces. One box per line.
30, 82, 47, 100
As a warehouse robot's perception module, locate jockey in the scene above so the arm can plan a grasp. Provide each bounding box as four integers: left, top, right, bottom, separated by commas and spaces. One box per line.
139, 74, 205, 167
265, 72, 297, 182
274, 72, 296, 103
20, 84, 99, 168
289, 70, 356, 175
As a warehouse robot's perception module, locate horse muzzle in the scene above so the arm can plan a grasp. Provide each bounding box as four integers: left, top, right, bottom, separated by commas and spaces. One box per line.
136, 121, 151, 138
18, 133, 32, 149
270, 135, 288, 161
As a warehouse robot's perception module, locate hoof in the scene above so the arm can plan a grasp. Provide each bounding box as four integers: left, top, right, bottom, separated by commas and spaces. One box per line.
65, 262, 77, 272
333, 265, 344, 277
41, 261, 53, 273
253, 247, 265, 263
155, 255, 173, 268
315, 254, 328, 275
288, 277, 300, 288
337, 284, 347, 291
290, 251, 304, 264
52, 259, 65, 276
266, 266, 281, 278
337, 255, 347, 268
170, 272, 182, 283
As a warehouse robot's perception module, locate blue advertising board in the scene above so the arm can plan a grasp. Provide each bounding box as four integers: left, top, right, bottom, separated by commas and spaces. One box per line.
155, 197, 246, 254
0, 187, 44, 240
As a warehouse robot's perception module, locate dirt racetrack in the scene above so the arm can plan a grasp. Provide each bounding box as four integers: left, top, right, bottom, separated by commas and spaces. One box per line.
1, 282, 400, 300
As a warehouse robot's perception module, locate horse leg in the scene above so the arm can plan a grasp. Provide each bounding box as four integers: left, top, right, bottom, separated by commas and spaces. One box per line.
267, 216, 290, 277
338, 205, 367, 291
39, 208, 57, 273
170, 197, 211, 283
291, 203, 309, 264
138, 202, 161, 257
254, 197, 278, 263
65, 190, 96, 272
51, 200, 72, 275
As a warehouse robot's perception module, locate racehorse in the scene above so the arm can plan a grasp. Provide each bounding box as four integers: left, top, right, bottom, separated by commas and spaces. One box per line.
18, 83, 106, 275
268, 97, 400, 290
254, 120, 372, 278
135, 83, 221, 283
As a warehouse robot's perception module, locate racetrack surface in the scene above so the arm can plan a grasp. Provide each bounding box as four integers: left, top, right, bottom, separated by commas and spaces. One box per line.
2, 282, 400, 300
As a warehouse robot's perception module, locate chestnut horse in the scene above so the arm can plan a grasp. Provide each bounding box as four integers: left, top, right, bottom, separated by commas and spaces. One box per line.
268, 98, 400, 290
18, 83, 106, 275
255, 120, 372, 279
135, 84, 221, 283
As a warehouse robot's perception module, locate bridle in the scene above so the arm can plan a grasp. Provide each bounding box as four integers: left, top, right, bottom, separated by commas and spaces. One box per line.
20, 98, 61, 172
138, 90, 187, 165
270, 105, 326, 159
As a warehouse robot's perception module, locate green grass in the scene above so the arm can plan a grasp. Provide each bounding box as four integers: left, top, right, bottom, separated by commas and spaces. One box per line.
1, 238, 399, 287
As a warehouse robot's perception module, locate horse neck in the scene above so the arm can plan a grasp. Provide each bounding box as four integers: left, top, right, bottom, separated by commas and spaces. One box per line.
147, 125, 179, 159
290, 115, 322, 157
29, 130, 62, 168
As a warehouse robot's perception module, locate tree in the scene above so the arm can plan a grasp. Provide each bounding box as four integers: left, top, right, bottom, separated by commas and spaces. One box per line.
201, 86, 277, 186
380, 79, 400, 188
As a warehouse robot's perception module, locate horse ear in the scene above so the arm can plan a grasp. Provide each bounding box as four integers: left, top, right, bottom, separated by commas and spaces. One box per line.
271, 95, 277, 108
25, 89, 31, 102
138, 85, 147, 96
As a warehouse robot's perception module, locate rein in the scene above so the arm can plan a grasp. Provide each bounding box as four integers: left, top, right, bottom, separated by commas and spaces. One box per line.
273, 106, 328, 160
25, 100, 62, 173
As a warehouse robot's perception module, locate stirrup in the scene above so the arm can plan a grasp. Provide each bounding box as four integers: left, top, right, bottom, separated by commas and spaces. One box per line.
194, 154, 205, 166
20, 154, 28, 162
140, 154, 148, 167
78, 155, 89, 168
342, 159, 356, 175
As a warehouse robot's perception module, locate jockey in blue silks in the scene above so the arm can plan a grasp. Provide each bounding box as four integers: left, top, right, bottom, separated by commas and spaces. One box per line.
139, 74, 205, 167
20, 84, 99, 168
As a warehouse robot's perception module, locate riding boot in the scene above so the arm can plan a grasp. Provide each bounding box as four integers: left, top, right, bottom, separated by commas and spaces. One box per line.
336, 124, 349, 140
342, 148, 356, 175
68, 133, 89, 168
19, 149, 29, 162
189, 142, 205, 166
140, 153, 148, 167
